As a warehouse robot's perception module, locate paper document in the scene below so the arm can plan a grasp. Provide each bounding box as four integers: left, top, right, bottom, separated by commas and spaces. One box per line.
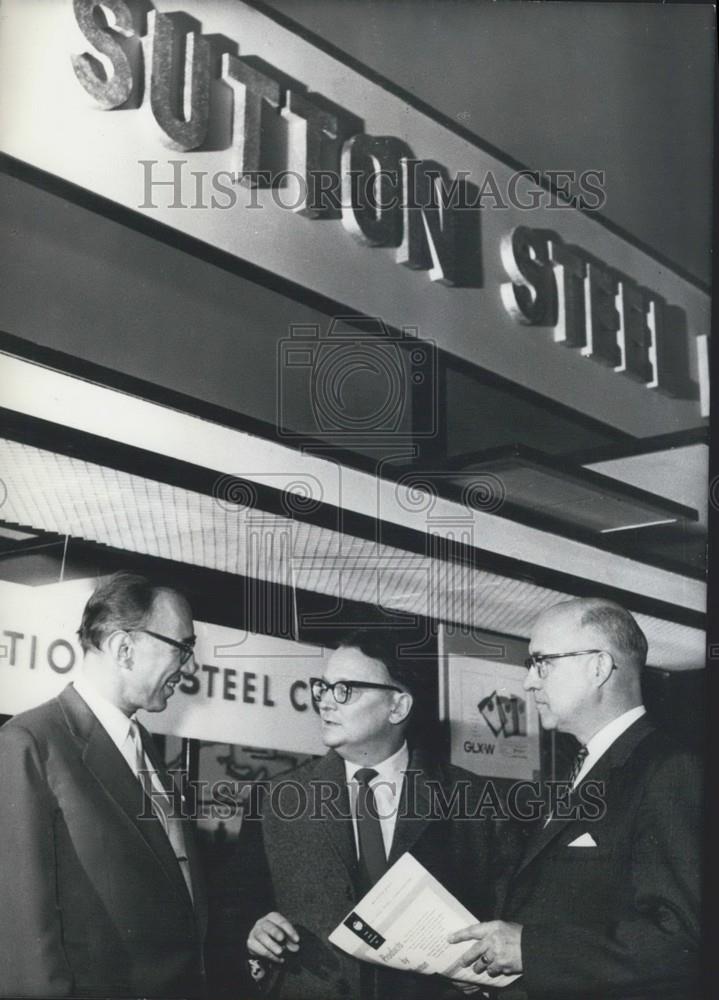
329, 853, 520, 988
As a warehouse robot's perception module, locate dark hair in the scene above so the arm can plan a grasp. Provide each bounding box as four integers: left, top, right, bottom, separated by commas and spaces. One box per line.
336, 627, 443, 752
77, 572, 160, 654
579, 600, 648, 668
336, 627, 421, 696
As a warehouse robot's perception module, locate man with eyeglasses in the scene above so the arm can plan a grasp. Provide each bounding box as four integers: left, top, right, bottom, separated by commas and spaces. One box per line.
448, 597, 701, 1000
242, 628, 507, 1000
0, 571, 207, 998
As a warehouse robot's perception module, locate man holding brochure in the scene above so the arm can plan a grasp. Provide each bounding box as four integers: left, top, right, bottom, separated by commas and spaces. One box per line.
448, 598, 701, 1000
242, 628, 508, 1000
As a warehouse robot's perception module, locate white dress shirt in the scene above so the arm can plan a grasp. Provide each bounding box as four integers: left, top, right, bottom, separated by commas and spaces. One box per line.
572, 704, 647, 787
72, 676, 168, 799
345, 742, 409, 858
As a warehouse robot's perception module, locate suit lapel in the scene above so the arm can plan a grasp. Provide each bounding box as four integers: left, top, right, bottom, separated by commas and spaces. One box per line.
387, 749, 434, 864
312, 751, 357, 880
516, 715, 655, 875
58, 685, 194, 911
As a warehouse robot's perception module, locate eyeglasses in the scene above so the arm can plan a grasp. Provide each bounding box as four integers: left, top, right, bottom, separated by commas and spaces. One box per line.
310, 677, 402, 705
524, 649, 608, 679
133, 629, 197, 672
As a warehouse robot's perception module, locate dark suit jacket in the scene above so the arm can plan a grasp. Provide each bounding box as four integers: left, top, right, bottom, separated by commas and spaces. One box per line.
0, 683, 207, 998
241, 747, 512, 1000
501, 716, 701, 1000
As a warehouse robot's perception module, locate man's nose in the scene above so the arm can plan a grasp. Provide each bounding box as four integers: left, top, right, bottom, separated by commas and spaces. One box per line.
318, 688, 336, 709
523, 666, 540, 691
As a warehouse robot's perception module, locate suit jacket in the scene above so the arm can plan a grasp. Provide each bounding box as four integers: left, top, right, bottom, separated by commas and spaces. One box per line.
0, 683, 208, 998
240, 747, 513, 1000
501, 716, 701, 1000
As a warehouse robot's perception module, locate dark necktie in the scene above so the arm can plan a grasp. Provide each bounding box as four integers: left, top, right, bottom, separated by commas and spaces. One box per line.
354, 767, 388, 893
568, 745, 589, 787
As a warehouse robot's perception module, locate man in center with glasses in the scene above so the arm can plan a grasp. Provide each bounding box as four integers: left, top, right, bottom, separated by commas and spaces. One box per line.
0, 571, 207, 998
243, 627, 507, 1000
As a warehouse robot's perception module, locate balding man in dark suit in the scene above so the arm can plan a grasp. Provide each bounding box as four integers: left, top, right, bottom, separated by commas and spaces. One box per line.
449, 598, 701, 1000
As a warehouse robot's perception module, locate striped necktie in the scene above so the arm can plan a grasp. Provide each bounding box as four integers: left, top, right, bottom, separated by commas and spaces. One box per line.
544, 744, 590, 827
568, 745, 589, 787
128, 720, 194, 903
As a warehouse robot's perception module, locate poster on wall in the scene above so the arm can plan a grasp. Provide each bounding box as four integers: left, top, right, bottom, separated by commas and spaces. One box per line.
448, 655, 540, 781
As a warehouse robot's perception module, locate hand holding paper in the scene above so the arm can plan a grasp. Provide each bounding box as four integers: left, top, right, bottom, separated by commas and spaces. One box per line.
447, 920, 523, 978
328, 853, 520, 989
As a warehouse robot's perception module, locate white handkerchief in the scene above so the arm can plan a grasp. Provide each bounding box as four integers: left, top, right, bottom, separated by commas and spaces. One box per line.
567, 832, 597, 847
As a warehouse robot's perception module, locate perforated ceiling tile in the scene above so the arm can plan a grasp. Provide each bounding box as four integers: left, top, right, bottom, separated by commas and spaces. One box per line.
0, 439, 704, 669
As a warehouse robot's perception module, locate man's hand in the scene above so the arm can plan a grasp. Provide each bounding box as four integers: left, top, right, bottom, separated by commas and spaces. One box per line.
449, 981, 485, 995
247, 911, 300, 964
448, 920, 523, 977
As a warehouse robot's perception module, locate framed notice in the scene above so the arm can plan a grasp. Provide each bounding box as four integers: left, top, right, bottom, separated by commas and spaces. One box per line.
448, 656, 540, 781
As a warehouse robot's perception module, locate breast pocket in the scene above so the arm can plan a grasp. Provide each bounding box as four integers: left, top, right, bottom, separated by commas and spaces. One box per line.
544, 844, 619, 919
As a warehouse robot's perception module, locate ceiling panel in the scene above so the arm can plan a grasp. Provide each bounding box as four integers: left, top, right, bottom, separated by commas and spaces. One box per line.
0, 439, 704, 670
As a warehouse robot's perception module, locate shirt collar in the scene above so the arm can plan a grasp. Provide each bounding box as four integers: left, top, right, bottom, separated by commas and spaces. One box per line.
584, 705, 646, 762
72, 673, 134, 747
344, 742, 409, 786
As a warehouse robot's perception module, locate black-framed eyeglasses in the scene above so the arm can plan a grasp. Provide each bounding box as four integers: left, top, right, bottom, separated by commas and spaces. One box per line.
524, 649, 609, 680
133, 629, 197, 672
310, 677, 402, 705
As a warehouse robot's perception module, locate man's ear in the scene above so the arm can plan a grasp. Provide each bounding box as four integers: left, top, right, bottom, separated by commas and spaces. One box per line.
106, 630, 133, 668
389, 690, 413, 725
594, 649, 615, 687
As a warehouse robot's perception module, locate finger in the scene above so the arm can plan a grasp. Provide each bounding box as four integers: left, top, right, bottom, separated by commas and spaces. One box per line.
471, 951, 494, 974
248, 935, 284, 964
447, 922, 488, 944
455, 943, 485, 968
263, 924, 287, 944
266, 912, 300, 944
256, 930, 287, 959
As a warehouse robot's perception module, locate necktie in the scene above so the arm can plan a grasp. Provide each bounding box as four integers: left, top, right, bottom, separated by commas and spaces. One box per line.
544, 745, 589, 827
568, 745, 589, 787
128, 720, 194, 903
354, 767, 388, 893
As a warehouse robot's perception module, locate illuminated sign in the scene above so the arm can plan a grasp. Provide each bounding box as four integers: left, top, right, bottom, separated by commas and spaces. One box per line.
500, 227, 694, 397
71, 2, 471, 285
1, 0, 709, 434
69, 3, 701, 406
